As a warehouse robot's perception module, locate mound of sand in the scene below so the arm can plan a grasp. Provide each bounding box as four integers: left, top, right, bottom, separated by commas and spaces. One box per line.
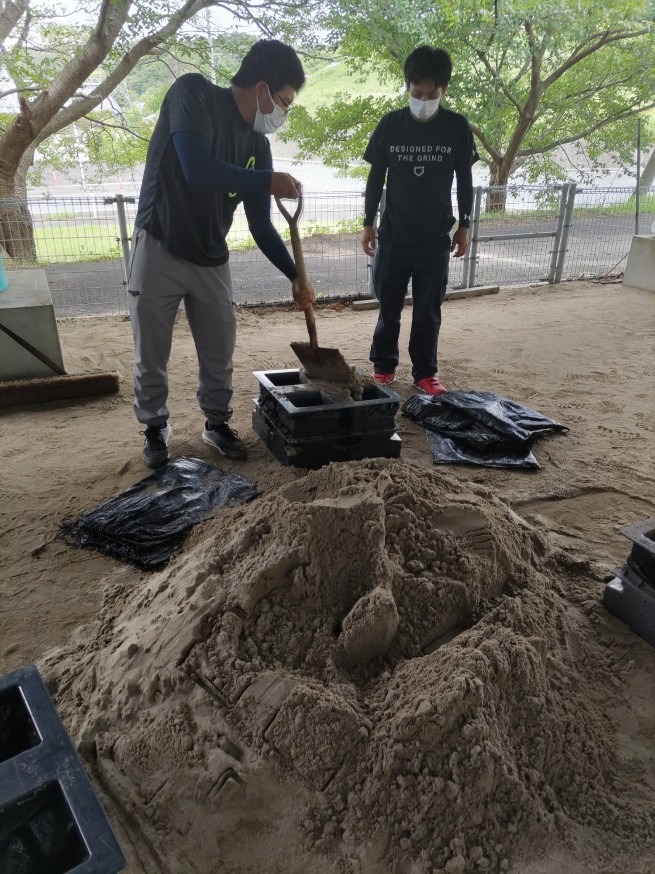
45, 460, 654, 873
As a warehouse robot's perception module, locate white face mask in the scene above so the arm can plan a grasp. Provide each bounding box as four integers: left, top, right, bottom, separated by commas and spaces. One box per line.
254, 85, 288, 134
409, 95, 441, 121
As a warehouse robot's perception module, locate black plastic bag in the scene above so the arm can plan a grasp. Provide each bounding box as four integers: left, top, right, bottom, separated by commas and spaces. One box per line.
59, 456, 258, 568
424, 430, 540, 468
402, 391, 567, 469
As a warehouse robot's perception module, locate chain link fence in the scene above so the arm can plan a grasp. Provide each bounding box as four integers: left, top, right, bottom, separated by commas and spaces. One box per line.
0, 186, 653, 317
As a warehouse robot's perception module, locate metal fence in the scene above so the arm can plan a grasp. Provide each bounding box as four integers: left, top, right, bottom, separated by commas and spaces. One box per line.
0, 186, 653, 317
462, 185, 655, 289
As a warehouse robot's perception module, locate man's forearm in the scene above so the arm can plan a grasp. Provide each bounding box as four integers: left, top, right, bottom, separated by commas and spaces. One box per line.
244, 194, 297, 281
456, 169, 473, 228
364, 163, 387, 226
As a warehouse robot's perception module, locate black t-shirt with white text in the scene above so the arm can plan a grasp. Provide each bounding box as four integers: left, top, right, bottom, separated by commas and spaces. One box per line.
136, 74, 271, 266
364, 106, 478, 246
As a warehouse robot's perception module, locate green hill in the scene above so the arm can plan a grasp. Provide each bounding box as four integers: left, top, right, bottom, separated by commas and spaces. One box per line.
295, 57, 392, 114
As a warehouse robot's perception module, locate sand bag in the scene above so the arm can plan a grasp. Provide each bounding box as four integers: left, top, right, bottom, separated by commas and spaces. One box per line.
59, 456, 258, 568
402, 391, 567, 469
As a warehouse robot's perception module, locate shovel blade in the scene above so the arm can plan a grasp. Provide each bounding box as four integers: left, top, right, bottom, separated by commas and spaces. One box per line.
290, 341, 353, 383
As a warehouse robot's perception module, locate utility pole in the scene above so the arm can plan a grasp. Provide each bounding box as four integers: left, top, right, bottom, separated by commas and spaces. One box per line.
206, 9, 217, 84
636, 117, 641, 235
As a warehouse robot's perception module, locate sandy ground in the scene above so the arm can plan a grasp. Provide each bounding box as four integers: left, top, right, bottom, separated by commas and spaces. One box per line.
1, 279, 654, 873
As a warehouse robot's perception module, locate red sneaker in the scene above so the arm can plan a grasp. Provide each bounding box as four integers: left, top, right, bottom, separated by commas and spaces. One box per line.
414, 376, 447, 396
374, 372, 396, 386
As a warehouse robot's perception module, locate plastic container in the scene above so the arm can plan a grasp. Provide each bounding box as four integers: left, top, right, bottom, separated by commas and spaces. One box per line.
0, 254, 8, 291
0, 665, 127, 873
253, 369, 400, 439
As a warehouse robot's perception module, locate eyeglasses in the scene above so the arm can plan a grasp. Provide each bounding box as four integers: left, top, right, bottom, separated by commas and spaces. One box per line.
275, 93, 293, 115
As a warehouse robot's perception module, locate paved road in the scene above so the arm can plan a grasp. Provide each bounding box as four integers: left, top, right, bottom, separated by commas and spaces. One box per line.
42, 210, 653, 317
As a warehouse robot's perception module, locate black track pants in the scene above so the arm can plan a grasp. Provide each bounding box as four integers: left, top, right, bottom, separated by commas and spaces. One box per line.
370, 235, 450, 381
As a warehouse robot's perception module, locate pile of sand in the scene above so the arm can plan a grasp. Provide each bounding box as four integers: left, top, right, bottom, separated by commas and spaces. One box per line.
45, 460, 654, 873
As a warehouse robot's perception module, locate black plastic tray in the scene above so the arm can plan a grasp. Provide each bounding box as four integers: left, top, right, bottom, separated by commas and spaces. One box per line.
253, 401, 401, 468
253, 369, 400, 439
0, 665, 126, 874
620, 517, 655, 586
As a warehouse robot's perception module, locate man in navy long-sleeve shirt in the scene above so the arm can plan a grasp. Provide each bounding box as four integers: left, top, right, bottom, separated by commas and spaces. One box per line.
129, 39, 314, 468
361, 46, 478, 397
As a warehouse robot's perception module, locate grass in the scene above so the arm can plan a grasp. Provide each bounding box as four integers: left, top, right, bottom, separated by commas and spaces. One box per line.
34, 223, 122, 262
295, 57, 391, 114
569, 191, 655, 218
25, 215, 361, 263
228, 217, 362, 252
476, 189, 655, 222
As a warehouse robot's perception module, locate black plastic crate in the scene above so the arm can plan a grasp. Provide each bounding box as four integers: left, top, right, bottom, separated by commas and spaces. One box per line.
603, 516, 655, 648
604, 567, 655, 647
0, 665, 126, 874
253, 369, 400, 439
253, 400, 401, 468
621, 517, 655, 586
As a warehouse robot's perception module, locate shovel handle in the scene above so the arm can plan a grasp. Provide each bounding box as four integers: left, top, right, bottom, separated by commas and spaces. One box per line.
275, 190, 317, 348
287, 224, 309, 291
302, 301, 318, 348
275, 189, 303, 225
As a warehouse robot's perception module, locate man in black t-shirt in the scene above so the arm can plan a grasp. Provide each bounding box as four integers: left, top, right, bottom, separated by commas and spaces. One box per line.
128, 40, 314, 468
361, 46, 478, 396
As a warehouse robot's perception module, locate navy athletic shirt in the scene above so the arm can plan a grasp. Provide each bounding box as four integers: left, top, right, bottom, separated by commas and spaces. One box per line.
363, 105, 478, 246
136, 73, 296, 279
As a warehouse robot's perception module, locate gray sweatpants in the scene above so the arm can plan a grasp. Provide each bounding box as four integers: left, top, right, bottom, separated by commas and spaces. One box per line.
127, 228, 236, 429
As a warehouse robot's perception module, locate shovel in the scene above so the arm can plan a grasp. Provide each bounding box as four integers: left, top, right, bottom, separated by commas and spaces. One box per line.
275, 190, 353, 383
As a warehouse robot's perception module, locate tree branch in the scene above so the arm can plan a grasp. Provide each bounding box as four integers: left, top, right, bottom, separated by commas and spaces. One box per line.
34, 0, 223, 142
469, 121, 502, 164
94, 0, 111, 40
25, 0, 132, 133
520, 101, 655, 156
523, 20, 543, 95
473, 47, 522, 113
543, 28, 652, 89
86, 115, 149, 142
0, 85, 40, 99
510, 57, 531, 86
551, 73, 636, 105
0, 0, 30, 48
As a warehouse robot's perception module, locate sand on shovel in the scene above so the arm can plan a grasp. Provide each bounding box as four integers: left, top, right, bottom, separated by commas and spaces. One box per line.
298, 365, 379, 403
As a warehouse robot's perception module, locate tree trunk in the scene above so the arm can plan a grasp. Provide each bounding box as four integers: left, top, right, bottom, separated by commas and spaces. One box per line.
0, 150, 37, 261
639, 147, 655, 188
486, 162, 510, 213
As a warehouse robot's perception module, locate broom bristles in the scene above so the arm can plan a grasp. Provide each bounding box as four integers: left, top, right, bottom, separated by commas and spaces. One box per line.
0, 371, 121, 408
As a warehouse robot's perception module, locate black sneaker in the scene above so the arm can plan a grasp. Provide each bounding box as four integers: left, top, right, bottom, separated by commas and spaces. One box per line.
202, 421, 247, 460
142, 423, 172, 468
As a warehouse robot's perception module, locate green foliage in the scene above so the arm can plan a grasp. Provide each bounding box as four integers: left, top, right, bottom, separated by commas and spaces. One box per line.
0, 113, 14, 136
85, 109, 152, 171
281, 53, 394, 174
283, 0, 655, 185
286, 95, 399, 174
123, 30, 254, 109
141, 84, 172, 118
0, 8, 258, 191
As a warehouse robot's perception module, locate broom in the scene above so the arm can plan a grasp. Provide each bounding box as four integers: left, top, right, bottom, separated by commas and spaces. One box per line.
0, 320, 121, 408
